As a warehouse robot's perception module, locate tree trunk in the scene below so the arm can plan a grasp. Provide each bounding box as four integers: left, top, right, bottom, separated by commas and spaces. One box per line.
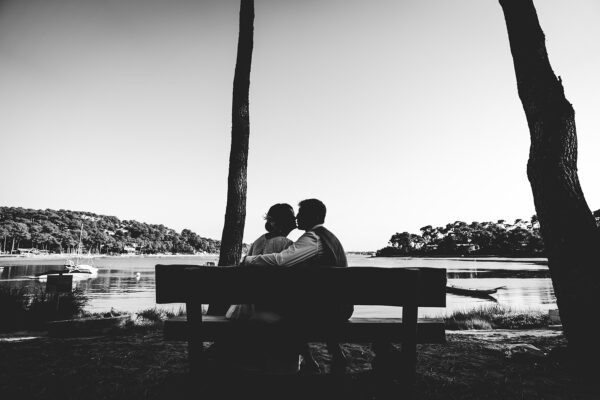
209, 0, 254, 315
499, 0, 600, 369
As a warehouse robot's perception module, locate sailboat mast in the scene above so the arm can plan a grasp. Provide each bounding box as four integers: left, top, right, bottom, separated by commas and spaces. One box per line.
78, 221, 83, 255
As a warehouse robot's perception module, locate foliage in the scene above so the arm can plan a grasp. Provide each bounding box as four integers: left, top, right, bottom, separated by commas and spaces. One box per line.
0, 206, 225, 255
374, 215, 579, 257
135, 307, 185, 324
136, 307, 170, 323
82, 308, 129, 319
26, 288, 89, 329
444, 304, 550, 330
0, 286, 89, 332
0, 287, 29, 331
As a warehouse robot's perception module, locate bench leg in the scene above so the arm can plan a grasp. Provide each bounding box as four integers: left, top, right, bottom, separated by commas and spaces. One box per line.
401, 304, 418, 400
187, 301, 203, 375
371, 342, 398, 400
189, 337, 203, 374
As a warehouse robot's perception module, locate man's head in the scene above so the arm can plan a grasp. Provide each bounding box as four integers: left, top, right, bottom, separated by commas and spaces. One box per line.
296, 198, 326, 231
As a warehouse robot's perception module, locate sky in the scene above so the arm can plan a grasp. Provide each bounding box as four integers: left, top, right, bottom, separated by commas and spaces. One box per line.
1, 0, 599, 251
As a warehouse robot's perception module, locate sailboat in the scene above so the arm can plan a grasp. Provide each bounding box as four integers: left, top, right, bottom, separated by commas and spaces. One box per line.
66, 221, 99, 274
32, 222, 99, 281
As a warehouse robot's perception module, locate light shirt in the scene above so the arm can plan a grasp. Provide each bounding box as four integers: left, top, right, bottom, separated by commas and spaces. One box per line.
243, 224, 325, 267
246, 234, 293, 256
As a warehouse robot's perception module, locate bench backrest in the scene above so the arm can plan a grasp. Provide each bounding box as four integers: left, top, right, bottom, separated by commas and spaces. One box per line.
156, 265, 446, 307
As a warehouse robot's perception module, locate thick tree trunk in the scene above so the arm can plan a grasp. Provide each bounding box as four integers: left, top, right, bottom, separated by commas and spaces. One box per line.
209, 0, 254, 315
499, 0, 600, 369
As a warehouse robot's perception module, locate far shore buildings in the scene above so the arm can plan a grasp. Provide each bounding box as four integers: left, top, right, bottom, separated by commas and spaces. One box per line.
123, 244, 137, 255
13, 248, 50, 255
455, 243, 480, 253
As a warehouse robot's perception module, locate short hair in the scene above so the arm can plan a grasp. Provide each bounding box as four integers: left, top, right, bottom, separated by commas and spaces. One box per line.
264, 203, 296, 233
298, 198, 326, 224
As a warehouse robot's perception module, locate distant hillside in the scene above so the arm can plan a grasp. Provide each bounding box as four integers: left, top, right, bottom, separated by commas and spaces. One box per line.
0, 207, 225, 255
377, 210, 600, 258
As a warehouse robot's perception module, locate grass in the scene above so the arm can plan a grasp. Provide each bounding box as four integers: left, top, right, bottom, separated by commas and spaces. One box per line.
66, 306, 188, 335
0, 287, 189, 335
99, 304, 550, 334
444, 304, 550, 330
3, 301, 585, 399
135, 306, 185, 323
0, 281, 189, 334
0, 286, 89, 332
45, 303, 550, 336
2, 331, 592, 400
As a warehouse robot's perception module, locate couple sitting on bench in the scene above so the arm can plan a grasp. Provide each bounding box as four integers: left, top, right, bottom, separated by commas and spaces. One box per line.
209, 198, 352, 374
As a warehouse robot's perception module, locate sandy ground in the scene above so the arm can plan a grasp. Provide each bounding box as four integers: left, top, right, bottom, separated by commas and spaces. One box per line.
0, 328, 598, 400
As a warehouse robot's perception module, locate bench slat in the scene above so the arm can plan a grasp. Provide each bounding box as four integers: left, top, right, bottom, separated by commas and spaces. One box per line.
156, 265, 446, 307
164, 316, 446, 344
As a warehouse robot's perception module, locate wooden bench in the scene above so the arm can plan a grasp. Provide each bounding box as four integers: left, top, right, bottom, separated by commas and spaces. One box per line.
155, 264, 446, 395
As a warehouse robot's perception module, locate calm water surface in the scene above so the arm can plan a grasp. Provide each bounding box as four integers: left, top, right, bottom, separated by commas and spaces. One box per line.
0, 255, 554, 317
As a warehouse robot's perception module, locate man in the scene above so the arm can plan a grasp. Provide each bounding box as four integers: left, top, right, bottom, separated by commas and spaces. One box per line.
243, 198, 352, 371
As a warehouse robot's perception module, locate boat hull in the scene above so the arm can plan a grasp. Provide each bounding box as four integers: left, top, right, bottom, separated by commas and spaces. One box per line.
34, 272, 97, 282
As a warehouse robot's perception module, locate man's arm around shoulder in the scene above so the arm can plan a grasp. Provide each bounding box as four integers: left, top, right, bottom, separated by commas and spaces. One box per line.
243, 231, 320, 267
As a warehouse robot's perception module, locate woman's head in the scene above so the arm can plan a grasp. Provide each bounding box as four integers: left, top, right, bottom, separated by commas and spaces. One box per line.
265, 203, 297, 236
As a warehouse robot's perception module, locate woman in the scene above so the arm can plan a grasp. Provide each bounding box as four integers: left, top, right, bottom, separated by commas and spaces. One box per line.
226, 203, 296, 320
246, 203, 296, 259
224, 203, 300, 373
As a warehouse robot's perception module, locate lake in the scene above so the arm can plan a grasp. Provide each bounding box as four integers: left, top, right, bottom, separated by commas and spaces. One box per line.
0, 255, 554, 318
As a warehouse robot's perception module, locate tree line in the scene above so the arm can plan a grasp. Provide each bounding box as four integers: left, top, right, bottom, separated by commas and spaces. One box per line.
377, 211, 600, 257
0, 207, 224, 255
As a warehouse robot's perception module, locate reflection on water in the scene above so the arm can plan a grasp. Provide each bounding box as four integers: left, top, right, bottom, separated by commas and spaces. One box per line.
0, 255, 554, 317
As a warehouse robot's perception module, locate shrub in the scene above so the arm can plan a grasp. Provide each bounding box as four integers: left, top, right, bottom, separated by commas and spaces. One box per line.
444, 304, 550, 330
0, 286, 89, 332
0, 287, 29, 332
135, 306, 186, 325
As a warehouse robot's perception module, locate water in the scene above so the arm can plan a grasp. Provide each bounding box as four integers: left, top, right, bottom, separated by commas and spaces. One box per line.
0, 255, 553, 318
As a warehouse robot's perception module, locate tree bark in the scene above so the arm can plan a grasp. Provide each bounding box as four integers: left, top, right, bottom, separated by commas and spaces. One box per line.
499, 0, 600, 369
209, 0, 254, 315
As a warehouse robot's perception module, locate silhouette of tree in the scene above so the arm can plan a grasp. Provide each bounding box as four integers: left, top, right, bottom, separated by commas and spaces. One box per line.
210, 0, 254, 315
499, 0, 600, 369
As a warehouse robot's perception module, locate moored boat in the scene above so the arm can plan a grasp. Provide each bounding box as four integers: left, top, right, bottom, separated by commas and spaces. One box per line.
446, 285, 505, 298
34, 222, 100, 281
32, 263, 98, 281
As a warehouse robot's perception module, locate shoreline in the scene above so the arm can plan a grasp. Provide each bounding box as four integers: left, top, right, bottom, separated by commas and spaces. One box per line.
0, 253, 220, 261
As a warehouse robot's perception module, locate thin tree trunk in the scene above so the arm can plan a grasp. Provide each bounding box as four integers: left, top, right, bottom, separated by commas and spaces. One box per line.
499, 0, 600, 369
209, 0, 254, 315
218, 0, 254, 267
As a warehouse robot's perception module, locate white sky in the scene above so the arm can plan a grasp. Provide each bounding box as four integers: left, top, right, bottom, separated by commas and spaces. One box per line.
1, 0, 598, 251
